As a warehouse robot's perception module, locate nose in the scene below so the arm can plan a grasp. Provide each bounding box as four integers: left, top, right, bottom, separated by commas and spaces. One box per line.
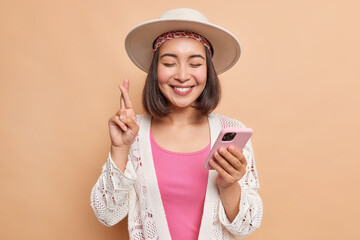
175, 65, 190, 82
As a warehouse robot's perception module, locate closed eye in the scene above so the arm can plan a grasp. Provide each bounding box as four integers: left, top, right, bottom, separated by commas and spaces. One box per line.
163, 63, 175, 67
190, 64, 202, 68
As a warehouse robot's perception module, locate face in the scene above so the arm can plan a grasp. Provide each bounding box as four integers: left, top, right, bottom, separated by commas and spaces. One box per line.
157, 38, 207, 109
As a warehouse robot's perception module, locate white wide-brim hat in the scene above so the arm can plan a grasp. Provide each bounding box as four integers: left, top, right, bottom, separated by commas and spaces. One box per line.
125, 8, 241, 75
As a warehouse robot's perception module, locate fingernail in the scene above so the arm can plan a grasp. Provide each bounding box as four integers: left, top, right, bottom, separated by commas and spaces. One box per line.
120, 115, 125, 121
229, 145, 235, 152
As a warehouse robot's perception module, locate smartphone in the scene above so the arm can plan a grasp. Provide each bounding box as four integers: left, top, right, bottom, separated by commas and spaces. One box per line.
203, 128, 253, 170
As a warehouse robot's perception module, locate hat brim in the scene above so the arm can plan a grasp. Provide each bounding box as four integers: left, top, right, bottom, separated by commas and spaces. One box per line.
125, 19, 241, 75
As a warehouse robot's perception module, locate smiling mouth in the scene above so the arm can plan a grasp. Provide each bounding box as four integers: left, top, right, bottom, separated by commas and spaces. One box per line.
171, 86, 194, 95
173, 86, 192, 92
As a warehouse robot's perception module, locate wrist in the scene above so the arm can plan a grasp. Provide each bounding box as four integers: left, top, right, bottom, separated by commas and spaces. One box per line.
111, 144, 130, 152
218, 181, 239, 193
110, 145, 130, 172
110, 145, 130, 160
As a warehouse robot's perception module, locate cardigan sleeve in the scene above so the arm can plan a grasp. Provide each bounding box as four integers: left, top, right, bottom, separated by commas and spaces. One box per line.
90, 151, 137, 227
218, 120, 263, 238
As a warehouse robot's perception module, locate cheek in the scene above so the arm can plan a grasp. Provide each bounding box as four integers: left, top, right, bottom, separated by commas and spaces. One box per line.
194, 67, 207, 85
157, 66, 171, 84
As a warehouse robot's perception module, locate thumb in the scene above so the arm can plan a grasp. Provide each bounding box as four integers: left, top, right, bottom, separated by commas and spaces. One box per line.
124, 115, 139, 133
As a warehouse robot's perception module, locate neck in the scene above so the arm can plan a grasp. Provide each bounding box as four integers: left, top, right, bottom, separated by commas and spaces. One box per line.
156, 107, 206, 126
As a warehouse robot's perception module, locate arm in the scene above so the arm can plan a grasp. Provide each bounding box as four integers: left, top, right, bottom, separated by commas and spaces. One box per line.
90, 79, 140, 226
210, 132, 263, 238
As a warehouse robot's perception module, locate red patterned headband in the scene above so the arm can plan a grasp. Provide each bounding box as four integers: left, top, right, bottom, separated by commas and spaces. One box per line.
153, 31, 213, 55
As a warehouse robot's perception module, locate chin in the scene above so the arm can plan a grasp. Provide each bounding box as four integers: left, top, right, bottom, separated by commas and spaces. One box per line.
171, 101, 197, 109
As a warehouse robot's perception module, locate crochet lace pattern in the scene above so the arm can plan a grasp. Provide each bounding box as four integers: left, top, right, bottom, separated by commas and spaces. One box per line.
90, 114, 263, 239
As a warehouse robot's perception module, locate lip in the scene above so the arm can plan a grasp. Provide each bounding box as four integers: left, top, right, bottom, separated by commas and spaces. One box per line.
171, 86, 193, 96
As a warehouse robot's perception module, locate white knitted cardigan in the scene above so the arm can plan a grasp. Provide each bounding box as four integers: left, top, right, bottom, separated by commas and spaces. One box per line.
91, 113, 263, 239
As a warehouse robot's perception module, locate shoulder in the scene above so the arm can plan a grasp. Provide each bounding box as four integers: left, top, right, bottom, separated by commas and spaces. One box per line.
209, 112, 247, 129
135, 114, 150, 126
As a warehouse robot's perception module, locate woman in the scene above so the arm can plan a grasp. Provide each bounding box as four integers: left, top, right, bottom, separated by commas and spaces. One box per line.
91, 8, 263, 239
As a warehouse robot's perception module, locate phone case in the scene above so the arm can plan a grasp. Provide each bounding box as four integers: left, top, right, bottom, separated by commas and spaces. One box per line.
203, 127, 253, 170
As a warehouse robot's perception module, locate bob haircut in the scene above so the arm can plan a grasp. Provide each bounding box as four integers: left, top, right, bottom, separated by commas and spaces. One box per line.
142, 47, 221, 119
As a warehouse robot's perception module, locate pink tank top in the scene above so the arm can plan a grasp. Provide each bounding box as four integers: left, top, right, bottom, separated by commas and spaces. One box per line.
150, 131, 210, 240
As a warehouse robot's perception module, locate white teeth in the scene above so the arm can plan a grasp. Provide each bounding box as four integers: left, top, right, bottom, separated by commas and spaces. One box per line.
174, 87, 191, 92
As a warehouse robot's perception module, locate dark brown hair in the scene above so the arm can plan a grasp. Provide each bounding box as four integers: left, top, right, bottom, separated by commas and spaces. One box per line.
142, 47, 221, 119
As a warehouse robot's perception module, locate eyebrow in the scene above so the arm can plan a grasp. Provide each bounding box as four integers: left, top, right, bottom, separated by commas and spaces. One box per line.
189, 54, 205, 59
160, 53, 205, 60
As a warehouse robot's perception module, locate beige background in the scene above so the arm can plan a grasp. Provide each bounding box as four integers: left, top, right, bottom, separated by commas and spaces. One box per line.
1, 0, 359, 239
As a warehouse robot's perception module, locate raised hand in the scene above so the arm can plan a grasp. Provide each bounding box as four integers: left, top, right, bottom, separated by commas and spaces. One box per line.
108, 78, 139, 148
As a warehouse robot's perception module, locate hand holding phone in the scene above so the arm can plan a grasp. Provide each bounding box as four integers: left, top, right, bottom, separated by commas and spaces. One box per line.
203, 128, 253, 170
